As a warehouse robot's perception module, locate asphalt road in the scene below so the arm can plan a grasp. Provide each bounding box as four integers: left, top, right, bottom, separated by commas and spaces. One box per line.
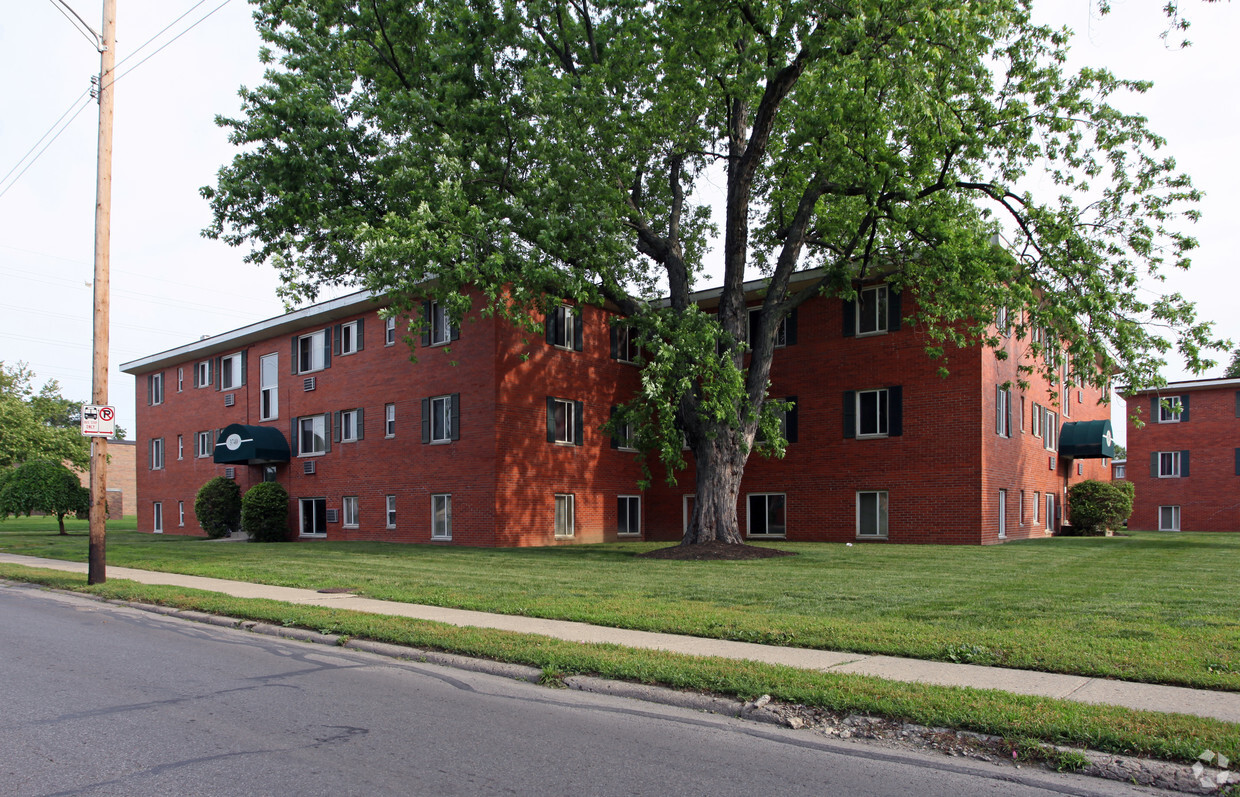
0, 584, 1166, 797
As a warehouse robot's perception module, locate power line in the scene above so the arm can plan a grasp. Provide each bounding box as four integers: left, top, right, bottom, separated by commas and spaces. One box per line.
46, 0, 101, 50
0, 93, 94, 202
105, 0, 233, 93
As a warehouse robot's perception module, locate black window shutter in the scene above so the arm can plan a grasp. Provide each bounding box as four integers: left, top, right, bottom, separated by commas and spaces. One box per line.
995, 386, 1003, 434
785, 396, 798, 443
843, 391, 856, 438
210, 357, 218, 389
356, 318, 364, 351
1181, 450, 1190, 477
323, 327, 332, 369
240, 351, 247, 386
1150, 451, 1159, 478
610, 325, 620, 359
545, 309, 557, 345
1180, 394, 1190, 422
609, 405, 619, 449
291, 336, 299, 374
1005, 390, 1012, 437
888, 386, 903, 436
546, 397, 556, 443
146, 374, 153, 405
290, 417, 299, 454
450, 393, 460, 441
1151, 396, 1160, 420
421, 398, 430, 444
450, 319, 460, 341
888, 291, 902, 331
842, 299, 855, 337
356, 408, 364, 440
574, 400, 584, 445
747, 310, 758, 344
573, 309, 583, 352
333, 411, 341, 443
785, 308, 798, 346
333, 325, 342, 356
321, 414, 330, 452
1235, 448, 1240, 476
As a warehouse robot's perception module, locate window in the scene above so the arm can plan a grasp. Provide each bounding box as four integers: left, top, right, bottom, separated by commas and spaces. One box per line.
338, 320, 360, 355
1019, 396, 1026, 432
747, 493, 786, 538
996, 306, 1009, 336
1158, 396, 1184, 423
299, 497, 327, 537
1159, 505, 1181, 532
260, 353, 278, 421
194, 360, 211, 388
1156, 451, 1186, 478
263, 465, 278, 482
1043, 410, 1057, 451
611, 322, 641, 363
385, 316, 397, 346
153, 502, 163, 534
546, 304, 582, 351
422, 394, 460, 443
547, 397, 584, 445
386, 495, 396, 529
617, 495, 641, 536
1019, 491, 1025, 526
610, 408, 636, 451
1033, 491, 1041, 524
1032, 402, 1042, 437
1114, 464, 1126, 479
857, 389, 889, 437
298, 415, 327, 456
220, 353, 243, 390
149, 372, 164, 405
385, 403, 396, 437
176, 435, 183, 461
150, 438, 164, 470
427, 301, 454, 346
196, 431, 212, 459
432, 494, 452, 540
1045, 493, 1055, 531
297, 329, 327, 373
342, 496, 359, 528
856, 284, 888, 336
178, 501, 184, 527
746, 307, 796, 349
177, 367, 183, 392
554, 494, 575, 538
995, 386, 1012, 437
755, 397, 799, 445
998, 490, 1007, 538
857, 491, 888, 538
338, 409, 361, 443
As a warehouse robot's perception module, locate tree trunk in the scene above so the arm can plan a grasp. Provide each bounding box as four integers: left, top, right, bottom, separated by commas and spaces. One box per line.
682, 431, 750, 545
57, 513, 66, 535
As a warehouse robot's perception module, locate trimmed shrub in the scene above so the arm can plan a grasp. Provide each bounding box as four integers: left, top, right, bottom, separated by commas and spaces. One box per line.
194, 477, 241, 539
1066, 479, 1134, 536
242, 482, 290, 542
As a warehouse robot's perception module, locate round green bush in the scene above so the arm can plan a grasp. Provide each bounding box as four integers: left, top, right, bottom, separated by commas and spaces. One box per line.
242, 481, 290, 542
194, 477, 242, 539
1066, 479, 1134, 536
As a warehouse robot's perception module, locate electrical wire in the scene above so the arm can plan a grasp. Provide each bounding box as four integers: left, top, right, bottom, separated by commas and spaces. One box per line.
104, 0, 233, 93
0, 93, 94, 202
0, 89, 92, 190
46, 0, 101, 50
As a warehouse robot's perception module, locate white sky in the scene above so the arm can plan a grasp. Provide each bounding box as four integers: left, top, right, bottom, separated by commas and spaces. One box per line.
1, 0, 1236, 446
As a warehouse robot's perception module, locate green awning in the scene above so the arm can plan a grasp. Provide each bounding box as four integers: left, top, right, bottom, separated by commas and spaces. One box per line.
213, 424, 290, 465
1058, 420, 1116, 459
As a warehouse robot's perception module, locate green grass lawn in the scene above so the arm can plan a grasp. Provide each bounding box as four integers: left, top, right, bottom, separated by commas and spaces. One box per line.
1, 525, 1237, 691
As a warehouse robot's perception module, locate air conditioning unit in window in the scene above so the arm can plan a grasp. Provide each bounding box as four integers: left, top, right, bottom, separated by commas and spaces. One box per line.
326, 509, 339, 524
303, 460, 316, 475
224, 467, 235, 479
304, 377, 316, 392
224, 393, 235, 407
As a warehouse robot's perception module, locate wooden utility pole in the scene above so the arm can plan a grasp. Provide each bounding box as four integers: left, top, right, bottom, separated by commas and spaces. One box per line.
88, 0, 117, 585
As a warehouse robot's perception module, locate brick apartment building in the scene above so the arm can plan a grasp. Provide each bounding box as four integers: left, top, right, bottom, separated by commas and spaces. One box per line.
1123, 378, 1240, 532
120, 273, 1115, 546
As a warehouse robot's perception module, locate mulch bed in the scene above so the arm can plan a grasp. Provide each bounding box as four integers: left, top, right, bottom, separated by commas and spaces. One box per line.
637, 541, 797, 560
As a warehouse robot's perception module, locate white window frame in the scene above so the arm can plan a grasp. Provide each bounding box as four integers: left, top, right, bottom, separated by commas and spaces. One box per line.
856, 490, 889, 539
385, 403, 396, 437
196, 430, 212, 459
153, 502, 163, 533
299, 414, 327, 456
617, 495, 641, 536
746, 493, 787, 538
1032, 402, 1042, 438
430, 395, 453, 443
1043, 410, 1057, 452
554, 494, 575, 538
614, 323, 641, 363
299, 497, 327, 537
150, 372, 164, 405
995, 387, 1011, 437
340, 409, 360, 443
178, 501, 185, 527
339, 320, 360, 355
220, 353, 243, 390
1019, 490, 1025, 526
1157, 451, 1181, 478
432, 494, 452, 540
176, 435, 183, 461
1033, 491, 1041, 524
856, 284, 888, 336
385, 316, 397, 346
429, 301, 453, 346
856, 389, 889, 438
150, 438, 164, 470
298, 329, 326, 373
1158, 396, 1183, 423
998, 490, 1007, 539
386, 495, 396, 529
195, 360, 210, 388
260, 353, 279, 421
1158, 505, 1181, 532
177, 367, 183, 393
996, 306, 1009, 336
551, 398, 576, 445
1045, 493, 1055, 531
1114, 464, 1126, 479
550, 304, 578, 350
342, 496, 359, 528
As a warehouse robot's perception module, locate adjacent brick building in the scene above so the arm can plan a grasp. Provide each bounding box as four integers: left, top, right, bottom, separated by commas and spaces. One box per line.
1123, 378, 1240, 532
120, 273, 1114, 546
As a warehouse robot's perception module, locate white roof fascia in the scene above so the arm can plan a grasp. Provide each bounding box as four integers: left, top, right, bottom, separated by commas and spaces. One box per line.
1127, 377, 1240, 395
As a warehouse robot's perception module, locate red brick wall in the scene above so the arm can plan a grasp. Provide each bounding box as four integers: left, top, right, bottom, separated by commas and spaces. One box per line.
1125, 386, 1240, 532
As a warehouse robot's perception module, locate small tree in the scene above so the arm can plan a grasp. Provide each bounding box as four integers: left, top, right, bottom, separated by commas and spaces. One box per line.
1224, 348, 1240, 379
1066, 480, 1135, 536
242, 482, 290, 542
0, 459, 90, 534
194, 477, 242, 539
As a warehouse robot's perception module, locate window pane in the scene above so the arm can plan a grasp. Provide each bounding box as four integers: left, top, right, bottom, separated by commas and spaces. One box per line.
767, 494, 785, 536
859, 492, 877, 536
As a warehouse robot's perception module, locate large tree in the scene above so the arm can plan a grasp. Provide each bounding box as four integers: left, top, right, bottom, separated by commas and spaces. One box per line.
1, 362, 90, 471
205, 0, 1221, 546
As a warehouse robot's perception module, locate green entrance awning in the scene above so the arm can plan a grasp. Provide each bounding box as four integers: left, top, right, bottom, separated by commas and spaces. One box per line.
213, 424, 290, 465
1058, 419, 1116, 459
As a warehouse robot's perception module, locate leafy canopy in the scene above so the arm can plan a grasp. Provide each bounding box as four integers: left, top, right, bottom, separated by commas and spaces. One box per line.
1, 362, 91, 470
0, 459, 90, 534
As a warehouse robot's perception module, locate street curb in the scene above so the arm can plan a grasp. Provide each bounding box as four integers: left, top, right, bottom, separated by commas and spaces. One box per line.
4, 580, 1235, 794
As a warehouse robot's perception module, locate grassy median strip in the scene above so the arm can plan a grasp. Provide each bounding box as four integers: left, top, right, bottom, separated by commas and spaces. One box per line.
2, 562, 1237, 766
2, 527, 1238, 692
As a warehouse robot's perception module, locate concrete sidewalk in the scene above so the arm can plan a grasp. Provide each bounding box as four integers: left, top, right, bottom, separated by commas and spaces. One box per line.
3, 552, 1237, 725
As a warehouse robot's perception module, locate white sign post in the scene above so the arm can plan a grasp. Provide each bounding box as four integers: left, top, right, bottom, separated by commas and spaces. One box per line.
81, 405, 116, 437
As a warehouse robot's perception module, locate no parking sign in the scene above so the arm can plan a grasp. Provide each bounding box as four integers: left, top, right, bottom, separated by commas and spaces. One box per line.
81, 405, 116, 437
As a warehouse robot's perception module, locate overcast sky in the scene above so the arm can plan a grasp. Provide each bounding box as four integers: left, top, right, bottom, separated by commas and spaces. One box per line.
1, 0, 1236, 445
